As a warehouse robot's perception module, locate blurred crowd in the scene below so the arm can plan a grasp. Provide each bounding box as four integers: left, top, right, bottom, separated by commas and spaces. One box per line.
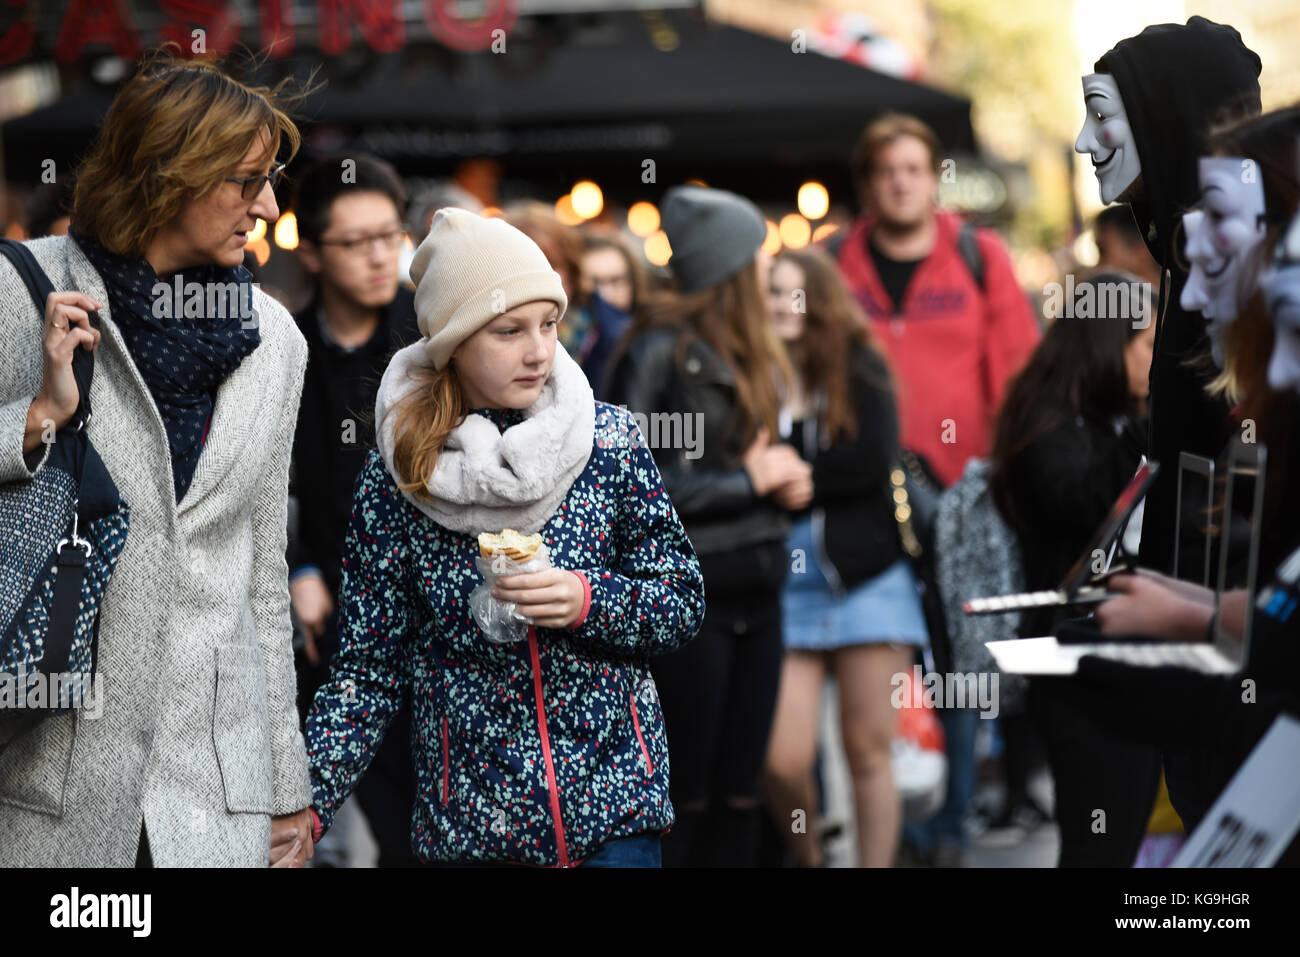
6, 16, 1298, 870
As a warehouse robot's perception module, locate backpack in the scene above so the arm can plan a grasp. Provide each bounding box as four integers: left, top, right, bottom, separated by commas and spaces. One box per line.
934, 458, 1028, 714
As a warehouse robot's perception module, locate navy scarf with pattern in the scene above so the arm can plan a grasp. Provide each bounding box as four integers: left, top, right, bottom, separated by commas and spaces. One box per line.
71, 228, 261, 502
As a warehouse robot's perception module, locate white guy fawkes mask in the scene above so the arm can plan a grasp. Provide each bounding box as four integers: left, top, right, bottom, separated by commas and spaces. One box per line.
1263, 213, 1300, 393
1180, 158, 1268, 366
1076, 73, 1142, 205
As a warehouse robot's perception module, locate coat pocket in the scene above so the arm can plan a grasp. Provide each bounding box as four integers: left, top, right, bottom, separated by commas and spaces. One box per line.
628, 693, 654, 777
0, 710, 77, 816
211, 644, 274, 814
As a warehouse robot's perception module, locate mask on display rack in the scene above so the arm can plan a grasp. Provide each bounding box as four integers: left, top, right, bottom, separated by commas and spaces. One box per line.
1075, 73, 1142, 205
1180, 157, 1268, 366
1263, 212, 1300, 394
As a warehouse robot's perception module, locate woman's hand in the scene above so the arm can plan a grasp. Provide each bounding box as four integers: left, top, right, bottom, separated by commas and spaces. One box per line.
1095, 574, 1214, 642
1132, 567, 1216, 607
742, 428, 811, 498
493, 568, 586, 630
24, 292, 104, 455
770, 472, 813, 511
269, 809, 315, 867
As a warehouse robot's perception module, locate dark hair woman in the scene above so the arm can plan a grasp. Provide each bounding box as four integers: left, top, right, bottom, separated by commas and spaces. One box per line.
761, 247, 924, 867
605, 185, 807, 867
1, 49, 318, 867
990, 273, 1157, 867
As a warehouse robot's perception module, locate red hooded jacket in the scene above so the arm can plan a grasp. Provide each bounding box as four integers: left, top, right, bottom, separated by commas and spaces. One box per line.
835, 210, 1040, 486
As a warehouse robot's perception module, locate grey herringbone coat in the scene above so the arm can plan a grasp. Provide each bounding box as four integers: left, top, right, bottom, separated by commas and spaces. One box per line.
0, 234, 312, 866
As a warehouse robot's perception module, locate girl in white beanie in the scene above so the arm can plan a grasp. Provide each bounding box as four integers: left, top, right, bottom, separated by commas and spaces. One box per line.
301, 208, 705, 868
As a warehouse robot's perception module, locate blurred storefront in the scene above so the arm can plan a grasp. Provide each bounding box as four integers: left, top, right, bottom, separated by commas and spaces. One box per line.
2, 1, 979, 265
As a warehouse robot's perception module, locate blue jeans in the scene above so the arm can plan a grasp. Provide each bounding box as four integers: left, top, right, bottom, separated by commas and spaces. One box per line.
579, 833, 662, 868
423, 833, 663, 868
903, 707, 979, 853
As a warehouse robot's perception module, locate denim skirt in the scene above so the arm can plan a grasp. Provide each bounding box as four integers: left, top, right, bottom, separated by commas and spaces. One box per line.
782, 515, 928, 651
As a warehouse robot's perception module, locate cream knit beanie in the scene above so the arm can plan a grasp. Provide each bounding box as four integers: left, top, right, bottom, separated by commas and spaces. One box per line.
409, 207, 569, 370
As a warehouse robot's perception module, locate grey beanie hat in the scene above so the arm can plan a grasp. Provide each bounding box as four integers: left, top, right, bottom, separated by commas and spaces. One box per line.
661, 185, 766, 293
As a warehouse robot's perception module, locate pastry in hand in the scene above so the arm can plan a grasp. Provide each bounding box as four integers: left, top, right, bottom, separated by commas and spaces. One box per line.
477, 528, 544, 562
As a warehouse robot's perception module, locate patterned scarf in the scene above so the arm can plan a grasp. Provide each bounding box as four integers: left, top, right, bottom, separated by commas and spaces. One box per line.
71, 228, 261, 502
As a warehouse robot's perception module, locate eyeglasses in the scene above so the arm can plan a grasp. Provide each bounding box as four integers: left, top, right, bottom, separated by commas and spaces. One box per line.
226, 162, 286, 201
316, 227, 409, 255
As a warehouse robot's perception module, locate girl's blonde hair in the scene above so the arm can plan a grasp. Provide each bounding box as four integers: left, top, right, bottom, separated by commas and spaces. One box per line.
73, 45, 312, 256
389, 362, 470, 498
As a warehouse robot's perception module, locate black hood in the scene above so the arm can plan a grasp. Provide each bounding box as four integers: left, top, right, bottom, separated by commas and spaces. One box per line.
1096, 16, 1261, 267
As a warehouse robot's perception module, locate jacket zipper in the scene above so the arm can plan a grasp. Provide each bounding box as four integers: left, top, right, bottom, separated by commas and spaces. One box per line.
629, 693, 654, 776
801, 394, 848, 599
812, 508, 847, 597
526, 625, 570, 867
440, 716, 450, 807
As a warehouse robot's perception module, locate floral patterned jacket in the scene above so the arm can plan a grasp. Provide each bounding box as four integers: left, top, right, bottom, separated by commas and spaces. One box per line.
306, 401, 706, 866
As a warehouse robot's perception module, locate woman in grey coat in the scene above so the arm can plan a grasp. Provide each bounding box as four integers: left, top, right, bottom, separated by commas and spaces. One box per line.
0, 52, 315, 867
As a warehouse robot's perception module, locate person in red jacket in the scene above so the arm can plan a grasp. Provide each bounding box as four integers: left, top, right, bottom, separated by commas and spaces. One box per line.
832, 113, 1040, 487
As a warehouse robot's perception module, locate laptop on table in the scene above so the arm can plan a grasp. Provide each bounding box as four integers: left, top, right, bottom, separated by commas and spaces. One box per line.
963, 462, 1159, 616
986, 440, 1265, 676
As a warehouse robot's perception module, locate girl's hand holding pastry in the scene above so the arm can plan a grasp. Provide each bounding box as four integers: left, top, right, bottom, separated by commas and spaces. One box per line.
493, 568, 587, 629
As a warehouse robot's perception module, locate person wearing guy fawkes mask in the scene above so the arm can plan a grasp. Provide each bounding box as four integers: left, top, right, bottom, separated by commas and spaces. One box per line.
1054, 159, 1300, 867
1076, 17, 1262, 580
1066, 16, 1261, 867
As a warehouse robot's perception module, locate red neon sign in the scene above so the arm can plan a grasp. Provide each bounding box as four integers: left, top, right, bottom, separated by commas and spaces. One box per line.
0, 0, 517, 67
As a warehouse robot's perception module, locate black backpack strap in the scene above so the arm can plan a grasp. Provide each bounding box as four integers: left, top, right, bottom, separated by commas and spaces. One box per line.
0, 238, 55, 314
956, 221, 986, 293
0, 239, 96, 427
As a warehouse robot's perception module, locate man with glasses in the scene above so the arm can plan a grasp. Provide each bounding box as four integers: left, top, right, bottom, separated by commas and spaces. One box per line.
287, 154, 421, 866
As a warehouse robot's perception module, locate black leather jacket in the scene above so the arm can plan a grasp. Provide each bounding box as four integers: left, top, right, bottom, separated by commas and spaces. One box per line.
606, 326, 790, 588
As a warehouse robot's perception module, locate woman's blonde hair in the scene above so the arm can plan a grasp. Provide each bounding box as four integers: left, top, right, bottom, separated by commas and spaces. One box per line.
618, 263, 793, 446
389, 362, 470, 498
73, 45, 312, 256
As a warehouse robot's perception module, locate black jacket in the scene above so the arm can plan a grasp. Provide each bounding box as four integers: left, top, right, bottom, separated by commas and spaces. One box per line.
1097, 17, 1262, 576
287, 285, 421, 598
785, 344, 902, 592
605, 325, 790, 594
999, 415, 1145, 639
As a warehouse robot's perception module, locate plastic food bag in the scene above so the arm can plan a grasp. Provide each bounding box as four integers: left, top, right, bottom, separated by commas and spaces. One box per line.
469, 542, 552, 644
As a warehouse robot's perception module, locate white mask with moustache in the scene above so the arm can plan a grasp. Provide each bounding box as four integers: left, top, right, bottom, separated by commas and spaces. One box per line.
1264, 212, 1300, 394
1075, 73, 1142, 205
1181, 158, 1268, 367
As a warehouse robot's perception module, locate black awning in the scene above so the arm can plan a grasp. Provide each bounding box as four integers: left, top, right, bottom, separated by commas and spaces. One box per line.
3, 9, 973, 198
299, 11, 974, 157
